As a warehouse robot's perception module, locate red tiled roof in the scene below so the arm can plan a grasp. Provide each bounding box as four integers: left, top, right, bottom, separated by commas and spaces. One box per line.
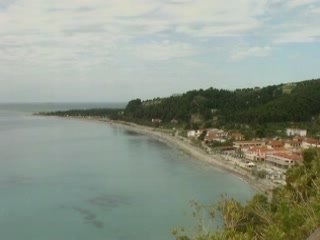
270, 152, 302, 161
303, 138, 319, 144
269, 140, 284, 146
248, 147, 273, 153
234, 141, 262, 144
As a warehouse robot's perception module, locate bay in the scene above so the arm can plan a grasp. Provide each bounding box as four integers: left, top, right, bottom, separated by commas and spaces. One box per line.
0, 103, 256, 240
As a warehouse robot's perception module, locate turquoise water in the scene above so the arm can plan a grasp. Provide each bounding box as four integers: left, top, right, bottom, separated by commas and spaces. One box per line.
0, 104, 256, 240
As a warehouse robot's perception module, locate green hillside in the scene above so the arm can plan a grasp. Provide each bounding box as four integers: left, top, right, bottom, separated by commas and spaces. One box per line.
123, 78, 320, 127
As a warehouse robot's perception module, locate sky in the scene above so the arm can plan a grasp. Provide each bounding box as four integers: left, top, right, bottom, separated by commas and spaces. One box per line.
0, 0, 319, 102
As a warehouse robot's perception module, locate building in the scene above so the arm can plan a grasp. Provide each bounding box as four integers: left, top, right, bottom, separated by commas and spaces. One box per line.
233, 141, 264, 149
301, 138, 319, 149
244, 147, 274, 161
204, 129, 227, 143
220, 146, 237, 155
286, 128, 307, 137
230, 132, 245, 141
187, 130, 204, 138
151, 118, 162, 123
284, 140, 301, 149
265, 152, 302, 169
267, 140, 285, 149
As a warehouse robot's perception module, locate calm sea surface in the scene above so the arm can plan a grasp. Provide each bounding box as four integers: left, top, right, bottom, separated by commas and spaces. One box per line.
0, 103, 256, 240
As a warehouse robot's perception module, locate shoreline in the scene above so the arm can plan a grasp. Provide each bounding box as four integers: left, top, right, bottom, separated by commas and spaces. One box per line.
108, 120, 276, 193
40, 115, 277, 193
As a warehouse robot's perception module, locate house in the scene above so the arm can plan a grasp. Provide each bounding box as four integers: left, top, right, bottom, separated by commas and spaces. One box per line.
245, 147, 274, 161
208, 128, 228, 138
284, 140, 301, 149
294, 136, 305, 143
286, 128, 307, 137
204, 129, 228, 143
230, 132, 245, 141
220, 146, 236, 155
204, 131, 219, 142
151, 118, 162, 123
187, 130, 204, 138
267, 140, 285, 149
301, 138, 319, 149
265, 152, 302, 169
204, 128, 228, 142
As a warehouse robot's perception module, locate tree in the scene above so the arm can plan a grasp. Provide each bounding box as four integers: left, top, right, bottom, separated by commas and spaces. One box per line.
173, 153, 320, 240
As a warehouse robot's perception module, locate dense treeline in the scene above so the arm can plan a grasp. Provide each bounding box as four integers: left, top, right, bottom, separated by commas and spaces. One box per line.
123, 79, 320, 126
40, 78, 320, 131
40, 108, 123, 119
232, 80, 320, 123
173, 149, 320, 240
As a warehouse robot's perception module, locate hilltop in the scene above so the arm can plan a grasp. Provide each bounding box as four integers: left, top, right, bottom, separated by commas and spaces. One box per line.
41, 78, 320, 138
118, 78, 320, 137
124, 78, 320, 125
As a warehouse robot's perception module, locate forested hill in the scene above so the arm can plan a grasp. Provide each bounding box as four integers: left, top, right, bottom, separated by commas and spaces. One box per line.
124, 78, 320, 126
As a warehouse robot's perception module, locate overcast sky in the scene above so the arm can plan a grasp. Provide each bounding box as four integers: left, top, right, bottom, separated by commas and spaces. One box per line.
1, 0, 319, 102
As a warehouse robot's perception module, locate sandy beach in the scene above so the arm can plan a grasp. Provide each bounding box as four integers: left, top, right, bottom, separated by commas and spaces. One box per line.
62, 116, 276, 193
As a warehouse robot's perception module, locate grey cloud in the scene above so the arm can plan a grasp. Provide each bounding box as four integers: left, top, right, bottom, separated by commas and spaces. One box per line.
0, 0, 18, 11
46, 6, 95, 13
46, 7, 69, 13
63, 24, 106, 35
74, 6, 96, 13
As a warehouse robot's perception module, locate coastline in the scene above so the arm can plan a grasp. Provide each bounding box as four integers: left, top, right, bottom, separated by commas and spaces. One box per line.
106, 119, 276, 193
41, 115, 277, 193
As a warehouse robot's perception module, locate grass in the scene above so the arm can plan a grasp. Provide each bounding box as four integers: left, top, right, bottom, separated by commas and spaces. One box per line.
282, 83, 297, 94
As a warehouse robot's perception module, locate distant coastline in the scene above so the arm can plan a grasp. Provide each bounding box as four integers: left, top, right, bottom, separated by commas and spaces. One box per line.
38, 114, 277, 193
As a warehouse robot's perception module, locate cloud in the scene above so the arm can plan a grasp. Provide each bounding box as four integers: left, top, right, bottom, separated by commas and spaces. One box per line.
0, 0, 319, 102
271, 4, 320, 44
231, 46, 273, 60
274, 27, 320, 43
129, 41, 199, 61
286, 0, 319, 8
0, 0, 270, 67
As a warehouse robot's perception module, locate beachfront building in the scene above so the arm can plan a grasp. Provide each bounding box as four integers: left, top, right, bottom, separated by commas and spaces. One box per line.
233, 141, 265, 149
204, 129, 228, 143
265, 152, 302, 169
244, 147, 274, 162
220, 146, 237, 155
187, 130, 204, 138
286, 128, 307, 137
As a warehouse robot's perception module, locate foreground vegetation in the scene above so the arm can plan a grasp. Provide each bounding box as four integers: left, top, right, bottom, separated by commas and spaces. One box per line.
173, 149, 320, 240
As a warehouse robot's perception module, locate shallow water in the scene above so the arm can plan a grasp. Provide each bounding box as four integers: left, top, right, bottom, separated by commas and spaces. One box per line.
0, 104, 256, 240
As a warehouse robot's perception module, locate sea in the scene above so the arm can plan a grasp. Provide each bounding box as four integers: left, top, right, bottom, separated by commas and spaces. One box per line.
0, 103, 256, 240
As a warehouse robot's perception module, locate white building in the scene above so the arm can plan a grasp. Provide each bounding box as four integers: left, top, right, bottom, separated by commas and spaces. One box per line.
187, 130, 203, 138
265, 152, 301, 169
286, 128, 307, 137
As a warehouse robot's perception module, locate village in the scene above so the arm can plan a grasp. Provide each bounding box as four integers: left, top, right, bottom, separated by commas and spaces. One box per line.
184, 126, 319, 186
